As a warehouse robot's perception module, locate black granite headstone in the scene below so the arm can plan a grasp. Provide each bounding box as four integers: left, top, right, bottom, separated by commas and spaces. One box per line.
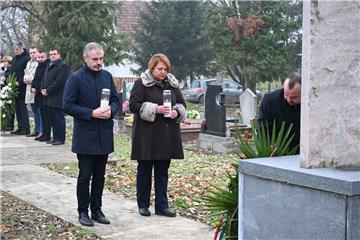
204, 85, 226, 137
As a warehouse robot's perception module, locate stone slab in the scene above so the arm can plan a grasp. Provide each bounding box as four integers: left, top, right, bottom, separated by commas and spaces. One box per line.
239, 156, 360, 240
198, 133, 238, 153
0, 134, 76, 165
239, 155, 360, 195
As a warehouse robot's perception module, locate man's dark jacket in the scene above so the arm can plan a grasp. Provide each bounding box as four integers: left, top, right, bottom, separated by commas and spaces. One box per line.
12, 49, 30, 99
42, 59, 70, 109
31, 59, 49, 108
258, 88, 300, 151
63, 65, 120, 155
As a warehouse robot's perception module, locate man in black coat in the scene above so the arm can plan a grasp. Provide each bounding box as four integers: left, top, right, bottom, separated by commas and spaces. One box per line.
63, 42, 120, 227
11, 42, 30, 135
31, 50, 51, 141
42, 48, 70, 145
258, 72, 301, 152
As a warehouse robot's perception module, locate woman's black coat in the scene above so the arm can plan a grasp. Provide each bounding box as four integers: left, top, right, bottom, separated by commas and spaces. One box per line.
129, 76, 185, 161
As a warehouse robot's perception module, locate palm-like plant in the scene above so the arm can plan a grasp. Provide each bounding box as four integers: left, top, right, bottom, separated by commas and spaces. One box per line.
203, 120, 299, 239
203, 164, 238, 239
236, 120, 299, 158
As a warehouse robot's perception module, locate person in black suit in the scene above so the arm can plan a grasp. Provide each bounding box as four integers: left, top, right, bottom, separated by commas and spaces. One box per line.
258, 72, 301, 152
63, 42, 120, 226
31, 50, 51, 142
11, 42, 30, 135
42, 48, 70, 145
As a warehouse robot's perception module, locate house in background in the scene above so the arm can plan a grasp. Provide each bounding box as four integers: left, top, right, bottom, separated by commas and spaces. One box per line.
105, 1, 145, 79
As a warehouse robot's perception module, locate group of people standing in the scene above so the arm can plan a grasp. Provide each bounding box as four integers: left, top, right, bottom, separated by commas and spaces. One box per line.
61, 43, 186, 226
2, 41, 187, 227
1, 42, 69, 145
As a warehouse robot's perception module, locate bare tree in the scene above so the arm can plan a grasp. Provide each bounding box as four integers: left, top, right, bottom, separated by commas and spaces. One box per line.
1, 0, 46, 54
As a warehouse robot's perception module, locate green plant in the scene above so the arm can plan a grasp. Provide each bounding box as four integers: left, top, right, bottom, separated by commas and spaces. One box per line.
203, 121, 298, 239
174, 196, 188, 209
236, 120, 299, 158
202, 164, 238, 239
74, 228, 96, 238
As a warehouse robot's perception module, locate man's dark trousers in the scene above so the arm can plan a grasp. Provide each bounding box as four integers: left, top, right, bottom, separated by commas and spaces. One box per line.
77, 154, 108, 214
47, 106, 65, 142
136, 160, 171, 211
14, 96, 30, 132
40, 106, 51, 139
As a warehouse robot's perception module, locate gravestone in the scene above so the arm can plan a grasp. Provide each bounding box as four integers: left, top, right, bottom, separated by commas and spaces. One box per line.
239, 89, 257, 126
238, 1, 360, 239
204, 85, 226, 137
198, 84, 238, 153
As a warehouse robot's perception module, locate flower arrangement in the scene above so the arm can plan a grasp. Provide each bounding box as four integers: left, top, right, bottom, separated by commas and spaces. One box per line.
1, 73, 18, 131
187, 110, 200, 120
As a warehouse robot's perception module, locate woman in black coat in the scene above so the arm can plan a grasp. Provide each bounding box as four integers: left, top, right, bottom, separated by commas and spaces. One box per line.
129, 53, 186, 217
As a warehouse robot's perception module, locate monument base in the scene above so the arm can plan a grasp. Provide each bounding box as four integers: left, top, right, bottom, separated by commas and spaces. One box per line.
198, 133, 238, 153
238, 155, 360, 240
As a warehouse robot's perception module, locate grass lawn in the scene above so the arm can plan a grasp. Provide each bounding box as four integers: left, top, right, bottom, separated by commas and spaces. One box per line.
45, 133, 239, 224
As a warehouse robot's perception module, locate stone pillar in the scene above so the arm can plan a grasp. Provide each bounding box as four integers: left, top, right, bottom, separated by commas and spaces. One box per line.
300, 0, 360, 168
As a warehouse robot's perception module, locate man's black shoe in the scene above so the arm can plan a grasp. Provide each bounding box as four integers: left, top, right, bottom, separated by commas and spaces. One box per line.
10, 129, 20, 134
46, 139, 55, 144
91, 210, 110, 224
5, 127, 14, 131
139, 208, 151, 217
79, 212, 94, 227
26, 132, 38, 137
155, 208, 176, 217
52, 140, 64, 145
15, 130, 30, 135
34, 135, 43, 141
38, 137, 51, 142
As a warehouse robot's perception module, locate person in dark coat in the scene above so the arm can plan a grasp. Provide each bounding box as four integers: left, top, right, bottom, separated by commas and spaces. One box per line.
42, 48, 70, 145
258, 72, 301, 152
11, 42, 30, 135
129, 53, 186, 217
63, 42, 120, 227
31, 51, 51, 141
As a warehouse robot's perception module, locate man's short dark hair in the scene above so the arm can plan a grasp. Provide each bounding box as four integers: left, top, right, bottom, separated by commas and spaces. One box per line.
49, 48, 59, 53
13, 42, 23, 48
38, 50, 46, 54
287, 72, 301, 89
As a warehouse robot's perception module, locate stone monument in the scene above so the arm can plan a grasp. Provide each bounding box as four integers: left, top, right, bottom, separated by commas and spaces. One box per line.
300, 0, 360, 169
238, 1, 360, 239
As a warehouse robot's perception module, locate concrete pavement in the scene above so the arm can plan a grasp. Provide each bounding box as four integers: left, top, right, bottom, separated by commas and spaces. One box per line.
0, 133, 214, 239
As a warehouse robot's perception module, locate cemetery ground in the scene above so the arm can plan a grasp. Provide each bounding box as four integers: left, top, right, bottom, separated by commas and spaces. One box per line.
46, 133, 239, 224
1, 101, 239, 238
1, 191, 99, 239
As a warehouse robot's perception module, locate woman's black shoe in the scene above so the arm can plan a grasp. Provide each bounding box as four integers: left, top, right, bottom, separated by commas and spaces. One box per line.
139, 208, 151, 216
155, 208, 176, 217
